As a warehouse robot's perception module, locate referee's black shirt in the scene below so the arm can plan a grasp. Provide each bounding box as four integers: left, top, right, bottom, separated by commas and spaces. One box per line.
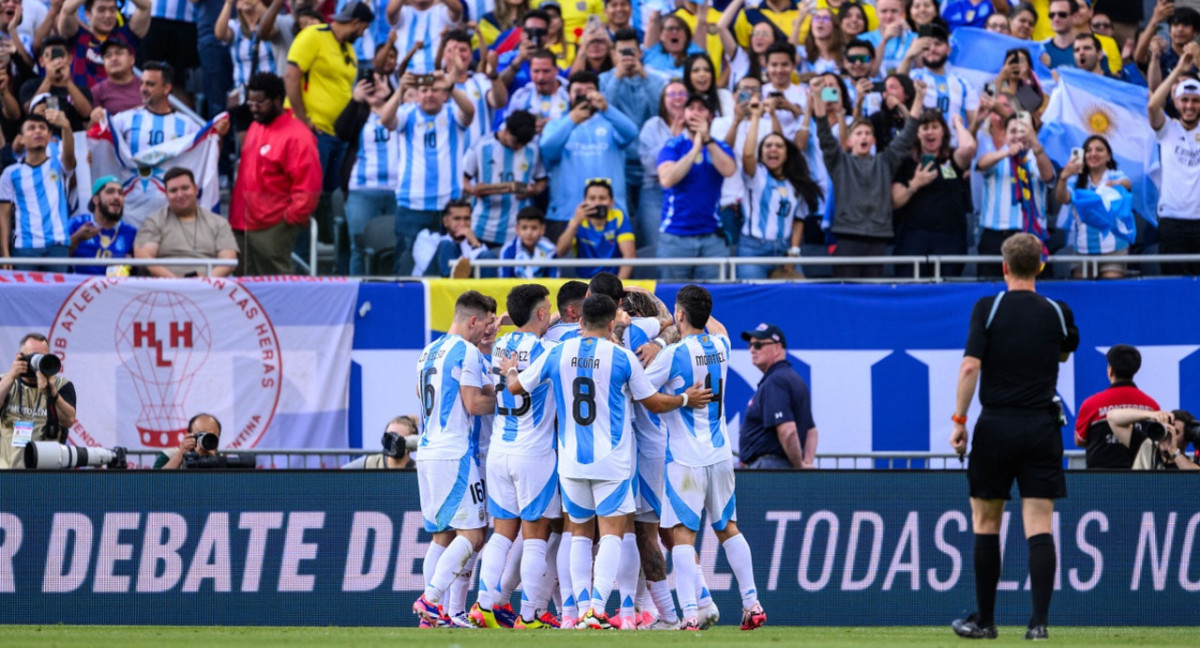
965, 291, 1080, 409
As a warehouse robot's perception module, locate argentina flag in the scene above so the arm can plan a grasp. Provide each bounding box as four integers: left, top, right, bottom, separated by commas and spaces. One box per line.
947, 27, 1052, 90
1039, 68, 1161, 223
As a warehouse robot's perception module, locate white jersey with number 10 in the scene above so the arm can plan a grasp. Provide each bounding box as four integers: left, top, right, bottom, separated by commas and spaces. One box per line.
519, 335, 657, 481
646, 333, 733, 468
414, 334, 486, 461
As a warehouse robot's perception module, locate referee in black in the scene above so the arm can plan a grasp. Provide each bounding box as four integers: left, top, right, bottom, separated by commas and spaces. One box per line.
949, 233, 1079, 641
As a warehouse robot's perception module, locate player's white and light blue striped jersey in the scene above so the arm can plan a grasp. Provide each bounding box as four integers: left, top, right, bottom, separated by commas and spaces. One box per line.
393, 4, 455, 74
395, 102, 468, 211
474, 352, 493, 465
519, 336, 657, 480
110, 108, 198, 157
151, 0, 196, 21
645, 333, 732, 468
350, 111, 401, 191
415, 334, 487, 461
490, 331, 558, 456
0, 158, 71, 249
498, 237, 560, 278
506, 84, 570, 124
464, 133, 546, 244
978, 150, 1048, 233
543, 320, 580, 342
227, 20, 279, 87
458, 73, 496, 147
1062, 169, 1131, 255
741, 164, 810, 243
623, 317, 667, 460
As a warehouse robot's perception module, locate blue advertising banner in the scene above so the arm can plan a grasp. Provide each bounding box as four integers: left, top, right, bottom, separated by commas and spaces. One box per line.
0, 472, 1196, 626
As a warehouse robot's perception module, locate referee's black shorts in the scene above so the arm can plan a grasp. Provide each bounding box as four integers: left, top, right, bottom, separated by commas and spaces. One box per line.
967, 407, 1067, 500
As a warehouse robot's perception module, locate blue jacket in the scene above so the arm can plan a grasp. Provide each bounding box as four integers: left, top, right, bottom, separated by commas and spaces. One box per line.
540, 107, 638, 222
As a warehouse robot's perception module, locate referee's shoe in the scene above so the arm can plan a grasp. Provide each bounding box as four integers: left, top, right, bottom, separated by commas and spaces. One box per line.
951, 613, 998, 639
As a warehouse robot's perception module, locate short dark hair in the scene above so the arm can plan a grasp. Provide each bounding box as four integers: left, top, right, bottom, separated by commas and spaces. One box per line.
530, 48, 557, 65
516, 206, 545, 223
588, 272, 624, 302
21, 114, 49, 130
557, 280, 588, 312
444, 29, 471, 46
444, 199, 472, 215
845, 38, 876, 58
40, 36, 69, 57
246, 72, 286, 101
613, 27, 640, 45
505, 110, 537, 146
581, 294, 618, 330
163, 167, 195, 186
568, 70, 599, 90
1073, 32, 1101, 50
1172, 7, 1200, 31
455, 290, 496, 319
1106, 344, 1142, 381
507, 284, 551, 327
1001, 232, 1043, 279
764, 42, 796, 64
142, 60, 175, 86
1048, 0, 1077, 12
585, 178, 613, 198
675, 284, 712, 329
524, 8, 551, 26
19, 332, 48, 347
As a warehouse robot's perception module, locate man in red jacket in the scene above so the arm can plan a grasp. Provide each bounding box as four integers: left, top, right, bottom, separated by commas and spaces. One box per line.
230, 72, 322, 275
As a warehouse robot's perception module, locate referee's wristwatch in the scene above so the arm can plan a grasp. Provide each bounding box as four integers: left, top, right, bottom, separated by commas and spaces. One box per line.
951, 413, 968, 425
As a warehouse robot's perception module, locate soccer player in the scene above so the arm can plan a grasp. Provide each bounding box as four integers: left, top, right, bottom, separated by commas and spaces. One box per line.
412, 291, 498, 628
543, 280, 588, 342
498, 294, 712, 630
646, 284, 767, 631
470, 284, 561, 630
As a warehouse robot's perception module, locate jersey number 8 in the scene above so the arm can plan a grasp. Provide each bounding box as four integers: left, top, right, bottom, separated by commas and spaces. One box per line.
572, 377, 596, 426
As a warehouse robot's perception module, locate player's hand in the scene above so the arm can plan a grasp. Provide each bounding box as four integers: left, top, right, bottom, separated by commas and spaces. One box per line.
683, 382, 713, 408
950, 423, 968, 455
496, 352, 519, 379
635, 340, 662, 367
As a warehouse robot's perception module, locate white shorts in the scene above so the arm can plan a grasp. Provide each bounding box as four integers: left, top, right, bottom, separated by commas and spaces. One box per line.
486, 452, 562, 521
662, 461, 737, 532
634, 454, 666, 523
417, 454, 487, 532
560, 475, 635, 523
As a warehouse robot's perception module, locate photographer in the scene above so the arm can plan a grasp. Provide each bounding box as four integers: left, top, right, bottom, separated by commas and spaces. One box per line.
343, 415, 419, 470
154, 413, 222, 470
1101, 408, 1200, 471
0, 333, 76, 469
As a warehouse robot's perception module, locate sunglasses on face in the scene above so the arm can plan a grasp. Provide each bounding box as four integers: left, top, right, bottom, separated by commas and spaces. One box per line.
847, 54, 871, 64
1049, 11, 1070, 19
749, 340, 779, 350
1092, 22, 1112, 30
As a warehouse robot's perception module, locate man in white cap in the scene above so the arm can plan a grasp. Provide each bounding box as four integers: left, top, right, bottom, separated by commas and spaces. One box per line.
1148, 48, 1200, 275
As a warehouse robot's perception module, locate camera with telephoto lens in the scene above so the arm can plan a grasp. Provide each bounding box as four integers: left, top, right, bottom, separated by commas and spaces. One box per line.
182, 452, 257, 469
381, 431, 419, 459
20, 353, 61, 379
1133, 418, 1200, 447
24, 441, 127, 469
193, 432, 219, 453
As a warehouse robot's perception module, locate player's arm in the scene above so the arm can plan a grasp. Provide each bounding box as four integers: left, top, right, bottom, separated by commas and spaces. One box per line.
704, 315, 727, 337
498, 345, 550, 396
633, 354, 711, 413
460, 384, 496, 415
640, 383, 712, 413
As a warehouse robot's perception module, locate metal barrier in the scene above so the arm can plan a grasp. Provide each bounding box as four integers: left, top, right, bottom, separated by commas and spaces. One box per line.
122, 448, 371, 469
0, 257, 237, 276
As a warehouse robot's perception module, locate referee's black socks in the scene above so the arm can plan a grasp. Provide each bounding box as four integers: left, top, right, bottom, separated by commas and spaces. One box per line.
1027, 533, 1056, 628
973, 534, 1001, 628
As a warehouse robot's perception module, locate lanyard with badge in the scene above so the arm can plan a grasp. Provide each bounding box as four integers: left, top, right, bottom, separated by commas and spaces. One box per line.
11, 382, 43, 449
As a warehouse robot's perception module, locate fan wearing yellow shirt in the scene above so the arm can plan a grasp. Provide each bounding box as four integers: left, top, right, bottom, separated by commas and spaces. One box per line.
671, 0, 726, 75
534, 0, 603, 41
729, 0, 804, 50
796, 0, 877, 43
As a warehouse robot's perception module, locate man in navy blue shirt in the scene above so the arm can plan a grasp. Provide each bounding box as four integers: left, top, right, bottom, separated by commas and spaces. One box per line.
738, 323, 818, 469
655, 93, 735, 280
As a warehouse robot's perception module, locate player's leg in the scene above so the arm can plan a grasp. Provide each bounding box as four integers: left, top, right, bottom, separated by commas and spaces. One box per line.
511, 455, 557, 627
473, 455, 521, 625
416, 458, 487, 622
561, 476, 598, 626
584, 478, 636, 629
635, 455, 677, 626
615, 514, 639, 628
709, 463, 764, 631
663, 462, 705, 629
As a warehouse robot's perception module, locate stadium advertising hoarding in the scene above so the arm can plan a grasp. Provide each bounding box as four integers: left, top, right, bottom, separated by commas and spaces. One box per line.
0, 471, 1196, 626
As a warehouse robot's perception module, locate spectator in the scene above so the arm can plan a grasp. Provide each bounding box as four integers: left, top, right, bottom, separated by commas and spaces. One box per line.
90, 40, 142, 115
602, 0, 639, 42
986, 12, 1012, 35
571, 23, 613, 75
975, 112, 1055, 278
336, 72, 403, 276
58, 0, 152, 89
1074, 344, 1160, 469
550, 0, 602, 40
1137, 2, 1200, 91
0, 0, 35, 68
836, 1, 869, 44
19, 36, 93, 132
555, 178, 635, 279
643, 13, 704, 77
196, 0, 236, 131
463, 109, 547, 249
215, 0, 290, 131
1148, 55, 1200, 276
816, 81, 922, 279
872, 0, 916, 77
392, 70, 475, 275
906, 0, 939, 34
796, 7, 844, 75
891, 110, 976, 278
1073, 33, 1109, 76
737, 101, 823, 279
712, 75, 775, 248
943, 0, 1002, 30
683, 52, 730, 117
442, 29, 508, 147
499, 206, 559, 278
600, 28, 666, 216
719, 3, 783, 89
655, 93, 735, 280
412, 199, 496, 277
230, 72, 322, 276
843, 39, 877, 113
637, 79, 688, 251
671, 0, 724, 72
540, 70, 637, 242
0, 112, 74, 272
535, 1, 576, 71
504, 49, 569, 133
285, 1, 373, 247
133, 167, 239, 277
385, 0, 462, 75
760, 42, 806, 135
728, 0, 802, 54
68, 175, 137, 275
139, 0, 203, 103
900, 23, 977, 144
1010, 2, 1038, 40
1041, 0, 1079, 68
994, 47, 1046, 115
494, 9, 549, 93
869, 72, 914, 150
479, 0, 531, 54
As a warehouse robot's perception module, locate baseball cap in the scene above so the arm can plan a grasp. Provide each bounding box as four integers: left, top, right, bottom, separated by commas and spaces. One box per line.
741, 323, 787, 347
92, 175, 121, 195
540, 0, 562, 13
684, 92, 714, 111
1175, 79, 1200, 100
99, 37, 133, 57
333, 0, 375, 23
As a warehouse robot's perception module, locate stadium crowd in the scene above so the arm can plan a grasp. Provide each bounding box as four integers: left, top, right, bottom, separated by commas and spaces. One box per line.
0, 0, 1196, 279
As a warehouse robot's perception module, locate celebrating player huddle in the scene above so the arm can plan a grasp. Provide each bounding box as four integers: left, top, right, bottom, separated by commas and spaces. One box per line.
411, 275, 765, 631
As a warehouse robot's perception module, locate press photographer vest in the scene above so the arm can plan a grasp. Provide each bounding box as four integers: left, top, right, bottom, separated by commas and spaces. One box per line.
0, 374, 71, 469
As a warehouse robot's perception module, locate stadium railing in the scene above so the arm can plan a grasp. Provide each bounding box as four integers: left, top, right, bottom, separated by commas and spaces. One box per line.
0, 257, 238, 275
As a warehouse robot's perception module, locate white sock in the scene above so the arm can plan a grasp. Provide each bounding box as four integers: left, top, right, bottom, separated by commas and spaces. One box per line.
570, 535, 594, 612
519, 538, 548, 621
589, 534, 621, 614
423, 542, 446, 591
723, 534, 759, 609
696, 559, 713, 609
496, 535, 524, 607
535, 532, 561, 614
648, 579, 679, 623
558, 531, 577, 619
475, 534, 512, 610
671, 545, 699, 618
617, 533, 639, 619
635, 571, 648, 612
426, 536, 474, 602
447, 552, 476, 616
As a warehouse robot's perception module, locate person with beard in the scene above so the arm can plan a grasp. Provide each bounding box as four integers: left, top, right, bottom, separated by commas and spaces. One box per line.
898, 23, 977, 146
68, 176, 138, 275
229, 72, 321, 276
58, 0, 152, 89
1149, 49, 1200, 276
